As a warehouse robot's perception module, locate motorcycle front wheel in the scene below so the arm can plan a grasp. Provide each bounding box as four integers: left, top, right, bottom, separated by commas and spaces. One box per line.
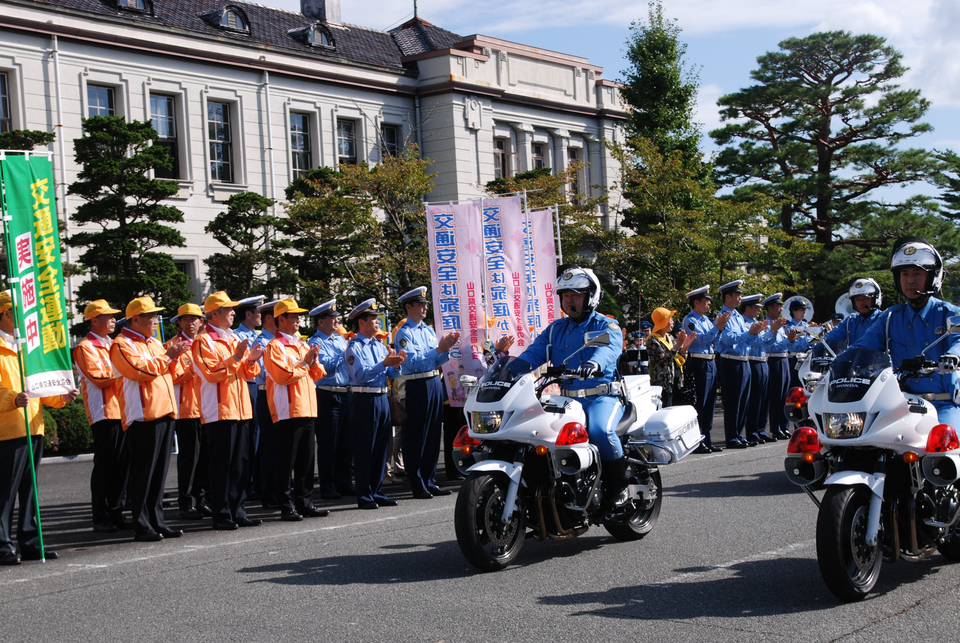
454, 472, 526, 572
816, 485, 882, 601
604, 469, 662, 541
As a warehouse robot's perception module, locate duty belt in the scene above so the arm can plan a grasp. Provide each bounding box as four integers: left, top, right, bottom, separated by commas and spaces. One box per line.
316, 385, 350, 393
352, 386, 388, 394
767, 352, 789, 358
258, 385, 267, 391
789, 352, 806, 358
749, 356, 767, 362
916, 392, 953, 402
719, 354, 749, 362
405, 369, 439, 380
688, 352, 714, 360
561, 382, 620, 398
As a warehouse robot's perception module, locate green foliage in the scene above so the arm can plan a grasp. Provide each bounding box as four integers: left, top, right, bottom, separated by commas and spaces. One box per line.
204, 191, 292, 298
42, 399, 93, 455
67, 116, 191, 332
0, 129, 56, 151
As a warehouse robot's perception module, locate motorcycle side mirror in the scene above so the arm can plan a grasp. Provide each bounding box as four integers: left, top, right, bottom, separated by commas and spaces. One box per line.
803, 371, 823, 384
584, 331, 611, 347
948, 315, 960, 334
459, 375, 478, 389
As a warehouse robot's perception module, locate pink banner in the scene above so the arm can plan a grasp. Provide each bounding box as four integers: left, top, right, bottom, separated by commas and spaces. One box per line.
426, 203, 487, 407
480, 196, 528, 354
526, 208, 561, 337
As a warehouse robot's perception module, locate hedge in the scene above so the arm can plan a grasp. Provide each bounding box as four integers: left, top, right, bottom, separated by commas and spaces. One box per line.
43, 398, 93, 456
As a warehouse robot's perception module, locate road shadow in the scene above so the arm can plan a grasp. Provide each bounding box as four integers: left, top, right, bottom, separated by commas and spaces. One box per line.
666, 470, 802, 499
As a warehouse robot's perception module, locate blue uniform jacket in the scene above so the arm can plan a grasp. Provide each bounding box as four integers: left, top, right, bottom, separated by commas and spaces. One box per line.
743, 315, 777, 358
394, 319, 450, 375
508, 311, 623, 389
851, 297, 960, 397
825, 310, 881, 349
682, 310, 719, 355
345, 334, 400, 387
767, 324, 800, 354
249, 328, 274, 387
234, 323, 259, 382
716, 306, 762, 357
309, 330, 350, 387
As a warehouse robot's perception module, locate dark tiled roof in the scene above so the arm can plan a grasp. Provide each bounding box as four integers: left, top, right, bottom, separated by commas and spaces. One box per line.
28, 0, 409, 70
389, 17, 464, 57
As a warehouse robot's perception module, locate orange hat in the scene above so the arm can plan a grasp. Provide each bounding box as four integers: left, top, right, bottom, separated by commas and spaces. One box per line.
274, 298, 309, 316
204, 291, 240, 313
0, 291, 12, 314
126, 296, 164, 318
172, 303, 203, 324
84, 299, 122, 320
651, 307, 677, 334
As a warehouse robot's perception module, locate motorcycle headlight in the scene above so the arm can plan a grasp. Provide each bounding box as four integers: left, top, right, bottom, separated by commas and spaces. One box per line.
826, 412, 866, 439
471, 411, 503, 434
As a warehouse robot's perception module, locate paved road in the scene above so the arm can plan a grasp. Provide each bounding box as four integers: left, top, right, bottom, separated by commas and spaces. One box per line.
5, 442, 960, 642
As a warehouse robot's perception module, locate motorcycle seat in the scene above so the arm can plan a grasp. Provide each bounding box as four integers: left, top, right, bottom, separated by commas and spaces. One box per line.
615, 401, 638, 436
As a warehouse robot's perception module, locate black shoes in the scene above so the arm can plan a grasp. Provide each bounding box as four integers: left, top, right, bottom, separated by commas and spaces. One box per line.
157, 527, 183, 539
179, 509, 204, 520
709, 445, 724, 453
412, 490, 433, 499
378, 498, 399, 507
727, 440, 747, 450
321, 491, 342, 500
21, 549, 58, 561
213, 521, 239, 531
134, 530, 163, 542
693, 444, 712, 455
0, 551, 21, 565
93, 519, 119, 533
237, 518, 263, 527
358, 501, 379, 510
298, 507, 329, 518
280, 511, 304, 522
758, 431, 775, 442
427, 486, 452, 497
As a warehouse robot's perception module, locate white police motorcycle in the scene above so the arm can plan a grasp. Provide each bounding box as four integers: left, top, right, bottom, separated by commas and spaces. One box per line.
451, 331, 702, 572
784, 317, 960, 601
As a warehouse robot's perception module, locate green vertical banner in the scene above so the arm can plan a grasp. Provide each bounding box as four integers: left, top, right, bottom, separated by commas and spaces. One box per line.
0, 154, 73, 396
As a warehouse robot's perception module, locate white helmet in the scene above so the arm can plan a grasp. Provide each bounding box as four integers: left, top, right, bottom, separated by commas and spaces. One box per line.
848, 277, 881, 310
890, 237, 943, 298
557, 266, 601, 313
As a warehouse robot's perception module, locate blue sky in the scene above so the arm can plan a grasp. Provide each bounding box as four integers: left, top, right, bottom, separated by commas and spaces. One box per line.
267, 0, 960, 166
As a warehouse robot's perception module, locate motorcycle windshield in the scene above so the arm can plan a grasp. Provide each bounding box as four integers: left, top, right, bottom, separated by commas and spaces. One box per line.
827, 347, 891, 404
476, 355, 521, 403
808, 337, 848, 373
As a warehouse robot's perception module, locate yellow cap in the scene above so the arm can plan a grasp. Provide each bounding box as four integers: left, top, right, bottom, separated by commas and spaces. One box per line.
126, 296, 164, 318
275, 298, 309, 316
204, 291, 240, 313
176, 303, 203, 319
651, 307, 677, 334
0, 291, 12, 314
84, 299, 122, 320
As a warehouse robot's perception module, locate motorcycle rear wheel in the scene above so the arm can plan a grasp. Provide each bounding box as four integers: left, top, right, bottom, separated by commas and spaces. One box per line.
454, 473, 525, 572
604, 470, 662, 541
816, 485, 882, 602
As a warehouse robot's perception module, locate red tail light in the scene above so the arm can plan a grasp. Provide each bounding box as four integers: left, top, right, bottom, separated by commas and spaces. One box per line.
787, 426, 821, 454
453, 425, 481, 455
926, 424, 960, 453
785, 387, 807, 407
557, 422, 589, 446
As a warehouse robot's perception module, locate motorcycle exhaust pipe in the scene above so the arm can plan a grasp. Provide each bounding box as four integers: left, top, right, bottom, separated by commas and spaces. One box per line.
785, 455, 825, 487
922, 454, 960, 487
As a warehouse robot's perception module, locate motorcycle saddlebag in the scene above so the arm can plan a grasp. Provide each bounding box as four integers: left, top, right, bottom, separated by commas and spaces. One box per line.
636, 406, 701, 460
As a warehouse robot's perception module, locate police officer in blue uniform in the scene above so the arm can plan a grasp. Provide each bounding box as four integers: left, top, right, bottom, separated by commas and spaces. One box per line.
785, 298, 815, 389
826, 278, 883, 348
682, 286, 730, 454
250, 299, 280, 508
742, 294, 785, 444
394, 287, 461, 499
309, 299, 356, 500
234, 295, 265, 498
345, 299, 407, 510
852, 238, 960, 426
763, 293, 805, 439
716, 280, 769, 448
506, 267, 627, 489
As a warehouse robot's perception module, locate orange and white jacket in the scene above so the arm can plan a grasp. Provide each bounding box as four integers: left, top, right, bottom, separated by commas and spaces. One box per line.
166, 332, 200, 420
0, 331, 64, 441
108, 327, 177, 430
73, 332, 121, 425
265, 332, 326, 423
192, 324, 259, 424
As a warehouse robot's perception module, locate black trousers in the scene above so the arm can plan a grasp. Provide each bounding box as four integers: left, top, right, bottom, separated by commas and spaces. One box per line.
246, 382, 260, 495
352, 393, 391, 506
175, 418, 208, 511
275, 417, 317, 513
746, 360, 770, 435
206, 419, 250, 524
90, 418, 129, 523
126, 417, 175, 535
402, 377, 444, 494
768, 356, 792, 435
315, 389, 353, 493
687, 357, 718, 447
719, 357, 751, 443
442, 403, 466, 479
0, 435, 43, 556
256, 390, 279, 504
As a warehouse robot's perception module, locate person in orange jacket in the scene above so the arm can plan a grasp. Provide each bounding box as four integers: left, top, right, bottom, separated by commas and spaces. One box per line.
0, 292, 77, 565
109, 296, 188, 543
265, 299, 328, 520
192, 291, 263, 530
167, 303, 210, 520
74, 299, 130, 534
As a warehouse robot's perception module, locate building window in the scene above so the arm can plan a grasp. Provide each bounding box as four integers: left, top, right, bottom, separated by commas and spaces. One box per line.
208, 101, 233, 183
150, 94, 179, 180
118, 0, 147, 10
87, 85, 115, 117
532, 143, 545, 170
290, 112, 311, 178
568, 147, 582, 196
0, 73, 10, 133
221, 9, 247, 31
381, 124, 400, 158
337, 119, 357, 166
494, 138, 509, 179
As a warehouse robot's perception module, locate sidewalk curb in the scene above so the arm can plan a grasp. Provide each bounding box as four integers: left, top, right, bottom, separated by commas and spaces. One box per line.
41, 453, 94, 465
